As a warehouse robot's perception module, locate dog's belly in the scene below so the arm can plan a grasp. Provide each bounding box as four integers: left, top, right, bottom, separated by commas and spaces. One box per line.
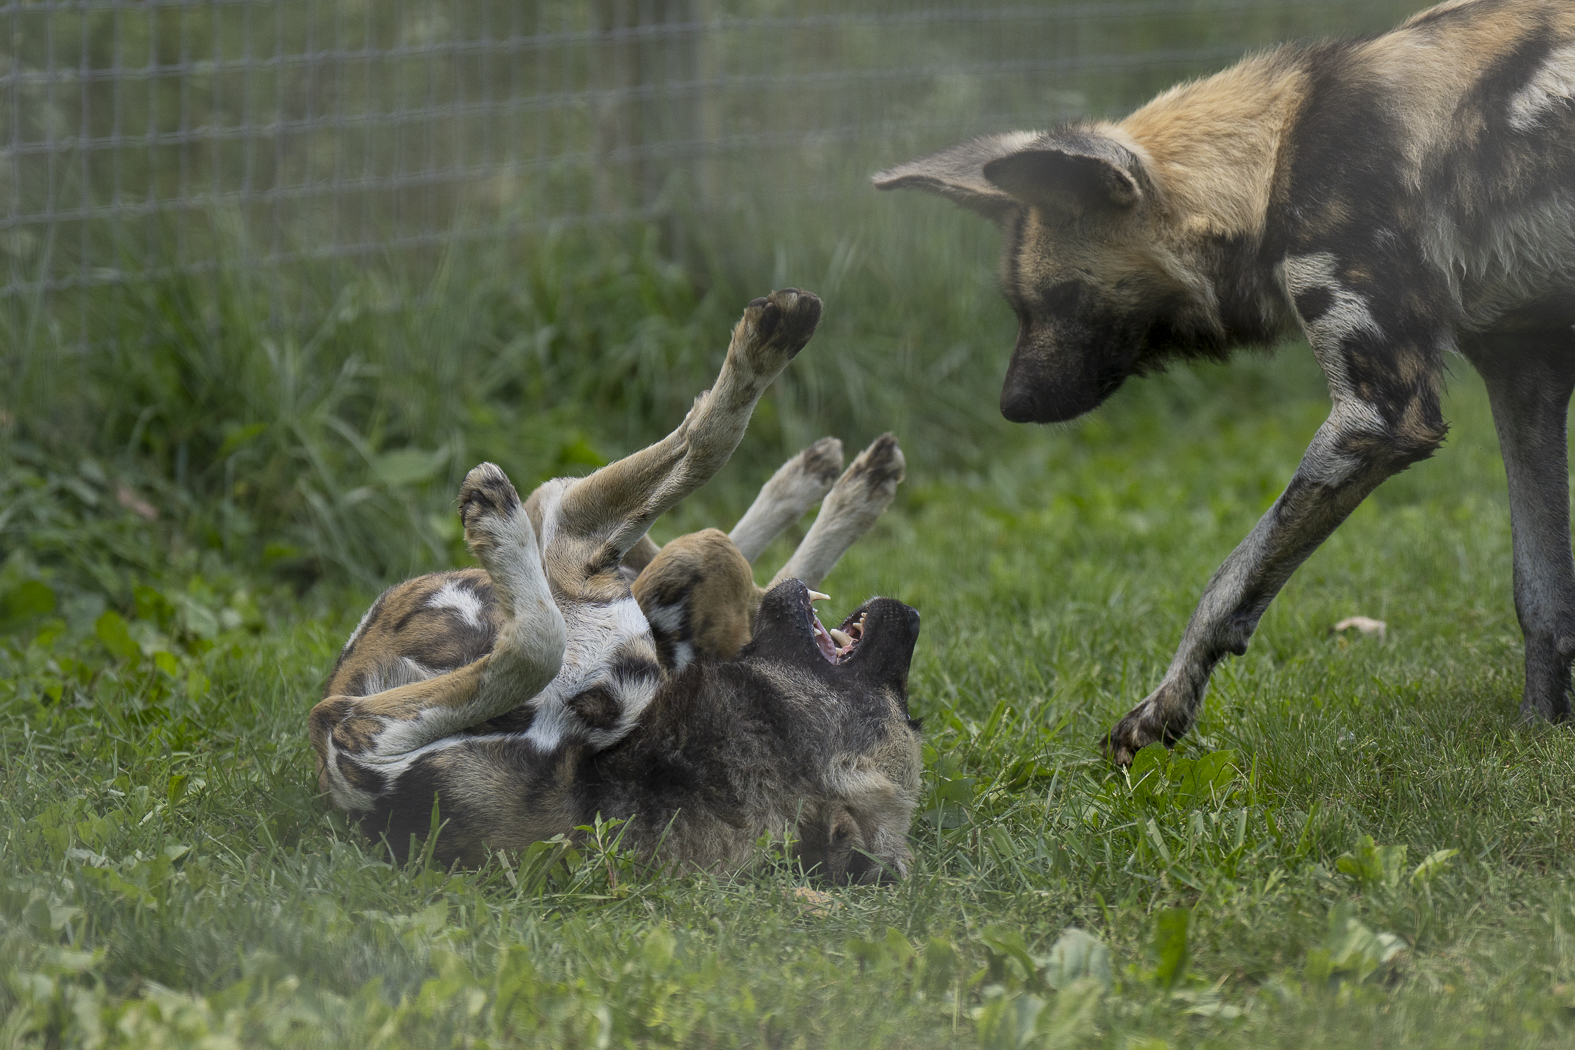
327, 567, 665, 752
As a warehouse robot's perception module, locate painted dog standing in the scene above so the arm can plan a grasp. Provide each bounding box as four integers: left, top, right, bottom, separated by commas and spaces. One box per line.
876, 0, 1575, 761
309, 290, 922, 880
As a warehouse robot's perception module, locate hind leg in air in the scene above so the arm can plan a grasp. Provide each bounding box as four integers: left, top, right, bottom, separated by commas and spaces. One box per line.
309, 463, 567, 812
729, 437, 845, 561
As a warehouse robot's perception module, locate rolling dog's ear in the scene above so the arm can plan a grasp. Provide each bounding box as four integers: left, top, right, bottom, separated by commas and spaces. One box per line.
872, 131, 1043, 221
982, 130, 1145, 216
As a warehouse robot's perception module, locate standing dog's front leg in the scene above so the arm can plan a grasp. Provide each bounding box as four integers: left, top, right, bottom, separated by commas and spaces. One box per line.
1106, 255, 1451, 763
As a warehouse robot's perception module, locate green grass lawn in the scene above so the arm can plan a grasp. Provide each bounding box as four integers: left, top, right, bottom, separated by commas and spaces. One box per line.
7, 324, 1575, 1046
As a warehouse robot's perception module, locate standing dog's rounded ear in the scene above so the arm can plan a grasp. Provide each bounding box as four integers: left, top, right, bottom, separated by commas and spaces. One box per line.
872, 131, 1044, 222
983, 144, 1143, 216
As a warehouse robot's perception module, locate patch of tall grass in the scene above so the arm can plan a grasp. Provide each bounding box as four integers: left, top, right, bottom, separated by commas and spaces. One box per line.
2, 186, 1033, 590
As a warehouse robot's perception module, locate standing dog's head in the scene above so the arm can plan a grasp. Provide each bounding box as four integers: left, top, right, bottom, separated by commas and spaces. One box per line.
876, 125, 1225, 424
737, 580, 924, 884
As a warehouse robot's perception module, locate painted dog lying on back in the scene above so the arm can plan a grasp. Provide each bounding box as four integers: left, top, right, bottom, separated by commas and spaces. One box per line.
877, 0, 1575, 761
308, 290, 923, 882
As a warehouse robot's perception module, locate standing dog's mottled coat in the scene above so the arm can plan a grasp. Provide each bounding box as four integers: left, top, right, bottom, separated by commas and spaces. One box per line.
877, 0, 1575, 760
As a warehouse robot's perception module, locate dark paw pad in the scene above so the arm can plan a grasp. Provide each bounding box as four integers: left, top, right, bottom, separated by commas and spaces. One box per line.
798, 437, 846, 487
847, 433, 905, 489
1103, 704, 1185, 766
458, 463, 521, 530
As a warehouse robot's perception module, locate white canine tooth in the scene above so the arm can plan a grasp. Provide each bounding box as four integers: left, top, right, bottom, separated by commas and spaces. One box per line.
829, 628, 852, 647
808, 590, 831, 602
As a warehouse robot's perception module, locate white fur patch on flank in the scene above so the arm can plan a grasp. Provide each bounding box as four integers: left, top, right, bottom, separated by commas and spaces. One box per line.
329, 733, 531, 812
428, 580, 485, 629
1509, 44, 1575, 132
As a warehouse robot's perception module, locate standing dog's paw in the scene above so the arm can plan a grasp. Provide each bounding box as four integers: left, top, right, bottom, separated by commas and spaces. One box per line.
731, 288, 823, 379
821, 433, 905, 530
458, 462, 526, 562
1102, 693, 1187, 766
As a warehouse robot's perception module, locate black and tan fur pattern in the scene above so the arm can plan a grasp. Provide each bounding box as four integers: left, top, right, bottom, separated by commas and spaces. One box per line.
310, 290, 921, 876
877, 0, 1575, 761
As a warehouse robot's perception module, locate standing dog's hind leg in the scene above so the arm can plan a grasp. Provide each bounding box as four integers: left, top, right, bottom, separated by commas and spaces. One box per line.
1465, 333, 1575, 722
729, 437, 845, 562
770, 434, 905, 590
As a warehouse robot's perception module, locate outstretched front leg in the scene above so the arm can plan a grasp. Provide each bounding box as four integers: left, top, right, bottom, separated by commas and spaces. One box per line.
728, 436, 845, 562
309, 465, 566, 812
770, 433, 906, 590
1105, 253, 1451, 763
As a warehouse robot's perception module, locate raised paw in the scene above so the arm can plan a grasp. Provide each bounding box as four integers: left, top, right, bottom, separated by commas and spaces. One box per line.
821, 433, 905, 530
729, 437, 846, 563
458, 462, 527, 565
795, 436, 847, 493
729, 288, 823, 380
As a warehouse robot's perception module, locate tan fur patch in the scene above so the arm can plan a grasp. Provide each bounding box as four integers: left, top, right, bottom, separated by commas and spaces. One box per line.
633, 529, 761, 661
1122, 55, 1308, 241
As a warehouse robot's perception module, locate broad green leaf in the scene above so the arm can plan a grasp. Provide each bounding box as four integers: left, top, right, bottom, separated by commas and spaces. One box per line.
980, 925, 1038, 988
1128, 743, 1168, 799
1410, 848, 1460, 888
1311, 904, 1405, 985
1337, 834, 1407, 891
973, 990, 1045, 1050
95, 610, 140, 662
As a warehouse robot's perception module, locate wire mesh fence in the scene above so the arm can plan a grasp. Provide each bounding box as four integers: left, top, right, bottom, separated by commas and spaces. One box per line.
4, 0, 1422, 348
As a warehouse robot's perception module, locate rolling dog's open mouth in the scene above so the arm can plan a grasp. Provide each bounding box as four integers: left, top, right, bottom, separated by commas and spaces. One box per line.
808, 595, 868, 665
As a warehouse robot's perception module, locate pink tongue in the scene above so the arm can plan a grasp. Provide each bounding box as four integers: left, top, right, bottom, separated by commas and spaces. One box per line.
810, 610, 837, 663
